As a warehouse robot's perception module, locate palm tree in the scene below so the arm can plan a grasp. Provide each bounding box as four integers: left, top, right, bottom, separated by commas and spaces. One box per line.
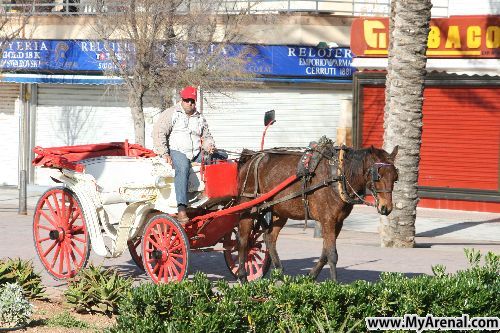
380, 0, 433, 248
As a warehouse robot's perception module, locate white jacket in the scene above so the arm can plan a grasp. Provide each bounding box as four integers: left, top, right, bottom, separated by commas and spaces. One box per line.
152, 103, 214, 160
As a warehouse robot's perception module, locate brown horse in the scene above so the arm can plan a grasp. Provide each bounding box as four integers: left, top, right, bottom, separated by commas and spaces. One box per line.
236, 138, 398, 282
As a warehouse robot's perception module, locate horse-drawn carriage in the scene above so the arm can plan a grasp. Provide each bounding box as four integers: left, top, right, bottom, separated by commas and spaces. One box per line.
32, 111, 399, 284
32, 139, 276, 283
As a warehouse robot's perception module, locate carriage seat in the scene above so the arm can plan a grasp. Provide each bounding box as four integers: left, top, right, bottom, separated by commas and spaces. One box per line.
81, 156, 166, 204
80, 156, 205, 204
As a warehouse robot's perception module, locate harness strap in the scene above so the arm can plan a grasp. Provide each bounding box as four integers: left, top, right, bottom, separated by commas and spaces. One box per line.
258, 178, 336, 211
302, 176, 310, 230
240, 153, 266, 198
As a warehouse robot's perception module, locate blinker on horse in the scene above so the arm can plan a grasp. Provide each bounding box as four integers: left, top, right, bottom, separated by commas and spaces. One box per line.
236, 138, 398, 282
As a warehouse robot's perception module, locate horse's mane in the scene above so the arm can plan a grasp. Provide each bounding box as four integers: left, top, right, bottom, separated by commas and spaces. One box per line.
238, 149, 257, 167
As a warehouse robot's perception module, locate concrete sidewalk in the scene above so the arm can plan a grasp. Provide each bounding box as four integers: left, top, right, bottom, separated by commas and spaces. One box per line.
2, 185, 498, 242
0, 186, 499, 296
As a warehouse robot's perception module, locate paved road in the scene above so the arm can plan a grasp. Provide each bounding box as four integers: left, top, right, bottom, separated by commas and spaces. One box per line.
0, 186, 499, 296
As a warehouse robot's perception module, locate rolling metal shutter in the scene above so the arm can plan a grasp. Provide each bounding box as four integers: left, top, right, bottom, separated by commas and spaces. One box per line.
360, 84, 500, 211
34, 85, 159, 185
0, 84, 20, 185
420, 87, 499, 191
203, 85, 351, 153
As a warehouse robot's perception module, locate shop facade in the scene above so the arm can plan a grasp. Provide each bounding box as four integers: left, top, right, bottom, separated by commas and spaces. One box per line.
351, 15, 500, 212
0, 41, 356, 186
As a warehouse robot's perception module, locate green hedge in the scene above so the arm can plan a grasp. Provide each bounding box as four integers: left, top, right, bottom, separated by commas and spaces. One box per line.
111, 251, 499, 333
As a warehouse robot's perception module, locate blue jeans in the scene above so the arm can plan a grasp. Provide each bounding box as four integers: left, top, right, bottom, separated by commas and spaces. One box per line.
170, 150, 202, 207
170, 150, 229, 207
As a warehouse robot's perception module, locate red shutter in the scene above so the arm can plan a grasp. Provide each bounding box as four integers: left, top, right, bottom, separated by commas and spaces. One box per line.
361, 85, 500, 212
361, 85, 385, 148
420, 87, 499, 190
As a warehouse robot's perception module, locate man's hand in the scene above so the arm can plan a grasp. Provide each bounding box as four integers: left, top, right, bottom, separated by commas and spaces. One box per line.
207, 144, 215, 154
164, 154, 172, 164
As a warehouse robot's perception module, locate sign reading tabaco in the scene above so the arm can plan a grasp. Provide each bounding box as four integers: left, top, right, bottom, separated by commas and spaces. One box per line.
351, 15, 499, 58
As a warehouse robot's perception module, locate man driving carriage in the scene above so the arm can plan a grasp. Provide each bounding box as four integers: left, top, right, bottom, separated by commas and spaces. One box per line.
152, 86, 224, 224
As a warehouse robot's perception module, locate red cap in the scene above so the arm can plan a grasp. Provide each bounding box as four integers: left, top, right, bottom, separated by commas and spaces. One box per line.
180, 86, 197, 101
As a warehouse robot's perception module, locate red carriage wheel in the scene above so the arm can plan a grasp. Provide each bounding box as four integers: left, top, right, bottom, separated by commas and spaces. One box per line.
223, 225, 271, 281
33, 187, 90, 280
127, 238, 145, 271
142, 215, 190, 283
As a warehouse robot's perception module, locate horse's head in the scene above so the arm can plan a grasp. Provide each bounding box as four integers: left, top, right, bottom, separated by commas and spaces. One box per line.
367, 146, 399, 216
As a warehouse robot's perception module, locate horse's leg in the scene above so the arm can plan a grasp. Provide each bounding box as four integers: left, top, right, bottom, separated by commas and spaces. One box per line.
309, 219, 339, 281
263, 216, 287, 272
237, 215, 253, 283
309, 246, 328, 280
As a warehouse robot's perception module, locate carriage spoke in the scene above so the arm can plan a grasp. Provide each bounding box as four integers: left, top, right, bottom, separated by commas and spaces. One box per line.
68, 244, 78, 266
71, 225, 84, 234
164, 262, 174, 281
252, 252, 263, 262
152, 262, 160, 274
50, 244, 60, 268
69, 210, 82, 228
152, 226, 164, 247
157, 265, 164, 282
38, 237, 51, 243
171, 257, 184, 270
72, 235, 86, 243
45, 197, 59, 224
51, 243, 62, 269
166, 225, 174, 245
168, 243, 183, 253
160, 224, 168, 247
61, 192, 67, 222
169, 253, 184, 259
39, 210, 58, 228
168, 261, 180, 277
57, 243, 65, 273
147, 236, 162, 250
251, 259, 262, 272
51, 193, 63, 222
42, 240, 58, 257
245, 262, 253, 276
38, 224, 54, 231
168, 234, 182, 251
69, 240, 84, 259
64, 243, 72, 275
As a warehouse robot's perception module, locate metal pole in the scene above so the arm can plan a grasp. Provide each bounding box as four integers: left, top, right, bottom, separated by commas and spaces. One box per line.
313, 220, 322, 238
18, 171, 27, 215
18, 84, 28, 215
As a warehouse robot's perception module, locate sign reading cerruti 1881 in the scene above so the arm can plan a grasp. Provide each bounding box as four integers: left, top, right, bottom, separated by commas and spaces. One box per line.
351, 15, 499, 58
0, 41, 356, 78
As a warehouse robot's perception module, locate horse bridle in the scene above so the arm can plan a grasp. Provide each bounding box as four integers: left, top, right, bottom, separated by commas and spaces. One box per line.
367, 162, 397, 207
333, 149, 397, 206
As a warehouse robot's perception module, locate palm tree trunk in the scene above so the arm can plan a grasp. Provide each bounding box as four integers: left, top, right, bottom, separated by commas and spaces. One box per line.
380, 0, 432, 248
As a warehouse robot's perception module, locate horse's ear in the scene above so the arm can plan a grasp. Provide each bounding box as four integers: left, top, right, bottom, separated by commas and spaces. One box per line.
388, 145, 399, 162
370, 145, 375, 153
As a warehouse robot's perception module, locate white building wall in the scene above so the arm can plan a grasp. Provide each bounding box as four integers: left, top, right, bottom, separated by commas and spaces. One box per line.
34, 85, 159, 185
0, 84, 20, 186
203, 85, 351, 153
448, 0, 499, 15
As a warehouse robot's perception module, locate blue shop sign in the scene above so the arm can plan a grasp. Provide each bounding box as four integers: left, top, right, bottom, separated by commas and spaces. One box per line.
0, 40, 355, 79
